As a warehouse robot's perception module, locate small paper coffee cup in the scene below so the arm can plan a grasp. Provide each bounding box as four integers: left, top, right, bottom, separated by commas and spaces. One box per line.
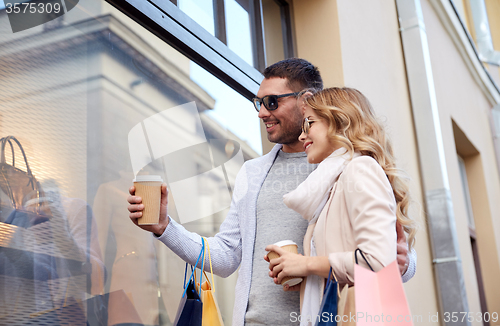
133, 175, 163, 225
266, 240, 303, 288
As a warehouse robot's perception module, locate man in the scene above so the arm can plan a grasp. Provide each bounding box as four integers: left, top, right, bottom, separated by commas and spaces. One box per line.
128, 58, 416, 325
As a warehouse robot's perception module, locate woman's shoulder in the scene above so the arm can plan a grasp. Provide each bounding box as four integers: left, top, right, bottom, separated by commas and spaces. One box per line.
339, 155, 392, 192
343, 155, 385, 178
337, 155, 394, 202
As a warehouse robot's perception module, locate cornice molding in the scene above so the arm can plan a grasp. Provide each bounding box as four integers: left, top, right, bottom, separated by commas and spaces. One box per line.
429, 0, 500, 105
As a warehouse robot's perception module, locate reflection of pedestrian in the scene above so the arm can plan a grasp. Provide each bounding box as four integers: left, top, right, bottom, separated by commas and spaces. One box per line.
94, 170, 158, 326
0, 180, 105, 324
40, 181, 106, 301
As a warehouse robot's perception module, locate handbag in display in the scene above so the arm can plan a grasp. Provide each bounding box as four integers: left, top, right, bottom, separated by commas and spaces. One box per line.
0, 136, 57, 281
0, 136, 49, 227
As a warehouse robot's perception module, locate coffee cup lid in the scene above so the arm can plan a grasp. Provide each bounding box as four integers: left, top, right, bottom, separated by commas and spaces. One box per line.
133, 175, 163, 182
273, 240, 297, 247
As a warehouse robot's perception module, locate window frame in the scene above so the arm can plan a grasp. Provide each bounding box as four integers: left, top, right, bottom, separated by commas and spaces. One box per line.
105, 0, 263, 100
274, 0, 294, 59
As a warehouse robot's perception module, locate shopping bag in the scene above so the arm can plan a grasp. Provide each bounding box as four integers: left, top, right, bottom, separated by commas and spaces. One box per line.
315, 267, 338, 326
173, 239, 205, 326
354, 249, 413, 326
174, 279, 203, 326
199, 237, 224, 326
315, 270, 356, 326
337, 284, 356, 326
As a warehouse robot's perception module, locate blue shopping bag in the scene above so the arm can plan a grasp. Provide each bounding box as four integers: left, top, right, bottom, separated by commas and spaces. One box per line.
173, 238, 205, 326
315, 268, 338, 326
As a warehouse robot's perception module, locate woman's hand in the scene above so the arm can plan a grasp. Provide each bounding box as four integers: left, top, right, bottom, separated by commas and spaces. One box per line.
264, 245, 310, 285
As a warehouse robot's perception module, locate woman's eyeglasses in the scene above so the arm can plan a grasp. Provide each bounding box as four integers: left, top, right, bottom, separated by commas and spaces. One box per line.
302, 117, 318, 134
252, 92, 299, 112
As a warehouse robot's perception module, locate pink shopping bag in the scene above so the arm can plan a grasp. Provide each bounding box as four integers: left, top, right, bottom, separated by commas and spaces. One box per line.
354, 260, 413, 326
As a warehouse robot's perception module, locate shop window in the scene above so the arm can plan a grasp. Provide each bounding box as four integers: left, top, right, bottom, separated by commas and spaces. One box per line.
458, 156, 489, 325
458, 156, 475, 229
178, 0, 216, 36
142, 0, 294, 72
0, 0, 299, 323
0, 1, 262, 324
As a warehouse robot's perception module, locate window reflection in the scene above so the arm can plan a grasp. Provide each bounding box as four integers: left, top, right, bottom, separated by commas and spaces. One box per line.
225, 0, 254, 66
178, 0, 216, 36
262, 0, 286, 65
190, 62, 262, 155
0, 2, 260, 325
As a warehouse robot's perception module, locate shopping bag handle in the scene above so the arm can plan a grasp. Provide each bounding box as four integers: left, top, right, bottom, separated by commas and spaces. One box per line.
354, 248, 374, 271
202, 237, 216, 293
199, 236, 206, 292
195, 235, 207, 293
0, 137, 15, 166
1, 136, 36, 186
182, 239, 205, 298
324, 267, 340, 296
183, 264, 194, 290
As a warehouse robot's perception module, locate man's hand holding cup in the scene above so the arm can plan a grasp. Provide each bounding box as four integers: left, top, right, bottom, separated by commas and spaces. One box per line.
128, 176, 169, 237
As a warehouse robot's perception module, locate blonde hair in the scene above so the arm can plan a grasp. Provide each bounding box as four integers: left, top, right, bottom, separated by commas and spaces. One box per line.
305, 87, 417, 250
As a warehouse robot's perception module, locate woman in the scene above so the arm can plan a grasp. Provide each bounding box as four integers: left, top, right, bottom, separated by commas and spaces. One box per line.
265, 87, 417, 324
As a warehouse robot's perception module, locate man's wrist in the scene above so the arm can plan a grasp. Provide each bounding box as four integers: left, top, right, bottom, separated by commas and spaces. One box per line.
153, 215, 170, 237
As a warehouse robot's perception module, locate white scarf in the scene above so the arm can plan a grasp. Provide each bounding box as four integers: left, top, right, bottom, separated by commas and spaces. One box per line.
283, 148, 359, 224
284, 148, 359, 324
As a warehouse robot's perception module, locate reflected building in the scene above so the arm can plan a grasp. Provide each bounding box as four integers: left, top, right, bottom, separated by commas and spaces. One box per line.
0, 2, 258, 325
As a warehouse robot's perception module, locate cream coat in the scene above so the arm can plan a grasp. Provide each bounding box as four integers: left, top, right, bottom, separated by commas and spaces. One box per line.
299, 155, 397, 310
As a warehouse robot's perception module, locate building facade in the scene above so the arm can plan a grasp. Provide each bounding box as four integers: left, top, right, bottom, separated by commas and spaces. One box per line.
0, 0, 499, 325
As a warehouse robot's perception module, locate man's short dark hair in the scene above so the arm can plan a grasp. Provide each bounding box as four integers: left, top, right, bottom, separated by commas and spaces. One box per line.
263, 58, 323, 92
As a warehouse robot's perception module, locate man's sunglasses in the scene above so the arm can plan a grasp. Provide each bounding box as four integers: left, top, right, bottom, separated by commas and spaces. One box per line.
302, 117, 318, 134
252, 92, 300, 112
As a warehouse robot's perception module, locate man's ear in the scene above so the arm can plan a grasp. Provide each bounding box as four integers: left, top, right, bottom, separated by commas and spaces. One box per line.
299, 91, 314, 114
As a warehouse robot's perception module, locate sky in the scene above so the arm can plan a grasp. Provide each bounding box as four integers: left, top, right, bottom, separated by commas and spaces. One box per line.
178, 0, 263, 155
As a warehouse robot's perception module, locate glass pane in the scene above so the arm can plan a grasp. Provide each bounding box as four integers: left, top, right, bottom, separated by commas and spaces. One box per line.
190, 62, 262, 155
262, 0, 285, 65
0, 2, 261, 325
458, 156, 475, 228
178, 0, 216, 36
225, 0, 254, 66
